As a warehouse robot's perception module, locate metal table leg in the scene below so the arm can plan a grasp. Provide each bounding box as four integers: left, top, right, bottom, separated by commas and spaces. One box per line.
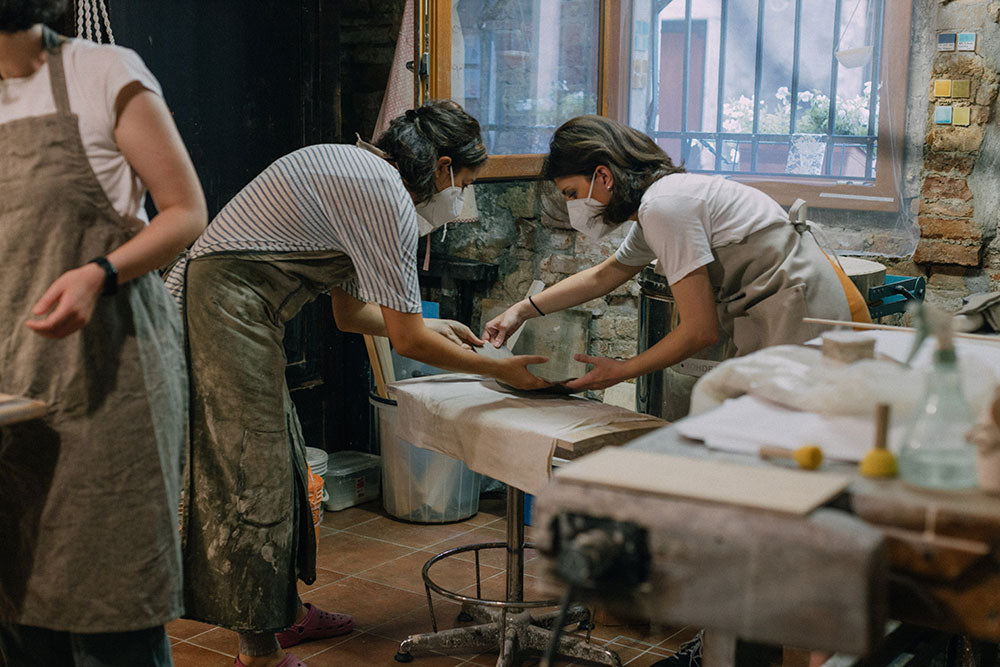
395, 486, 621, 666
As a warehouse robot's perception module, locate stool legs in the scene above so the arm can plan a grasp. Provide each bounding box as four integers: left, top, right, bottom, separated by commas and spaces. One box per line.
395, 487, 620, 666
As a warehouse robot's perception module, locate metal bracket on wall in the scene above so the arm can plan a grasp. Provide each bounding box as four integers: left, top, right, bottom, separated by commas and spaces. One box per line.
405, 52, 429, 80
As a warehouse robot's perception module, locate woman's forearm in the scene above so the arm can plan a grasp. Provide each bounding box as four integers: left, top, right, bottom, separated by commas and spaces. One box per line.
523, 257, 641, 320
105, 207, 206, 284
620, 322, 719, 380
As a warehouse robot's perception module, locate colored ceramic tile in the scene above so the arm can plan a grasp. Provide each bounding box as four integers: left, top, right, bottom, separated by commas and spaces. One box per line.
957, 32, 976, 51
952, 106, 971, 126
951, 79, 971, 98
935, 105, 953, 125
933, 79, 952, 97
938, 33, 957, 51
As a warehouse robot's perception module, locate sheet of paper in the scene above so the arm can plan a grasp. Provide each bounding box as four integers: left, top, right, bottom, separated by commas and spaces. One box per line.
675, 395, 905, 462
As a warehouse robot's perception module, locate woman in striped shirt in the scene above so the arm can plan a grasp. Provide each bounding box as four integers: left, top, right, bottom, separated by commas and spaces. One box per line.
170, 101, 549, 667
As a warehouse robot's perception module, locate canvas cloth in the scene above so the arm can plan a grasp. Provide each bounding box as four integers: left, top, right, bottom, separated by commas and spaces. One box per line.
0, 28, 186, 632
391, 374, 662, 494
708, 221, 853, 355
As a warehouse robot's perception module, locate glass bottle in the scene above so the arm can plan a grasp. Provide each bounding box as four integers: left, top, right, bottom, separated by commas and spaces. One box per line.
898, 346, 978, 490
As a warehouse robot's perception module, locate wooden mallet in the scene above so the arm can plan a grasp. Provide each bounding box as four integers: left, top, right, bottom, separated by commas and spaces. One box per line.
860, 403, 897, 478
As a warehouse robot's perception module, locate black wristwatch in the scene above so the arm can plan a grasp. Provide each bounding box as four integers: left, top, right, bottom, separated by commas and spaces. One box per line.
88, 256, 119, 296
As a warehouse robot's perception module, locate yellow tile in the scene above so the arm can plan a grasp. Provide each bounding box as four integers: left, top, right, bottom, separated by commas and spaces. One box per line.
952, 106, 971, 126
934, 79, 952, 97
951, 79, 971, 98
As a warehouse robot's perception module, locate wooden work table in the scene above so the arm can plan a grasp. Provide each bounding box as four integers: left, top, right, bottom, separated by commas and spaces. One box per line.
533, 425, 1000, 662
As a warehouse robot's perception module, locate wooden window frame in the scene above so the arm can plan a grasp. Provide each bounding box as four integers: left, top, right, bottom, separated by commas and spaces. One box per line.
423, 0, 910, 213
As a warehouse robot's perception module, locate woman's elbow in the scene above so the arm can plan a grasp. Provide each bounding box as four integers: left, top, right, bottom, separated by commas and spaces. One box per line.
390, 334, 420, 360
688, 325, 718, 352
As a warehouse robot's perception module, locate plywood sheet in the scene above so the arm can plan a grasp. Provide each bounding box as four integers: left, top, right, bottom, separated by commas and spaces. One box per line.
555, 448, 850, 515
0, 393, 47, 427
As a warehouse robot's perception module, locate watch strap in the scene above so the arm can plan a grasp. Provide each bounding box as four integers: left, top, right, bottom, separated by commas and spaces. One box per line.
88, 256, 119, 296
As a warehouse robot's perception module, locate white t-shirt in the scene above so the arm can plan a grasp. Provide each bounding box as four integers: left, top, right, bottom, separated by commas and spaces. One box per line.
0, 39, 162, 222
614, 173, 789, 285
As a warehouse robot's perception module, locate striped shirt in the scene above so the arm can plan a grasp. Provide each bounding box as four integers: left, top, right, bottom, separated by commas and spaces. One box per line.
165, 144, 422, 313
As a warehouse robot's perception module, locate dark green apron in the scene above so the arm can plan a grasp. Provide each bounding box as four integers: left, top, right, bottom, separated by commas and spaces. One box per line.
180, 251, 355, 632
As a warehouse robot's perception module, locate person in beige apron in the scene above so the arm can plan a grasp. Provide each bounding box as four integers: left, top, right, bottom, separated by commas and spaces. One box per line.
0, 10, 206, 666
169, 101, 550, 667
484, 115, 869, 394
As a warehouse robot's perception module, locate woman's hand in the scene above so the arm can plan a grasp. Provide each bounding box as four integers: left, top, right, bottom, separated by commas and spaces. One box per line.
496, 354, 552, 390
563, 354, 629, 391
25, 263, 105, 339
425, 318, 484, 350
483, 302, 530, 348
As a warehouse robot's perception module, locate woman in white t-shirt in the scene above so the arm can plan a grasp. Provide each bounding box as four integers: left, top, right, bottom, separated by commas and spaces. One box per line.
0, 3, 206, 665
485, 115, 868, 393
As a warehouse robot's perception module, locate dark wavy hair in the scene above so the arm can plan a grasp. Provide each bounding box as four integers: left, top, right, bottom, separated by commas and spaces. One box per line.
542, 115, 684, 225
0, 0, 67, 33
375, 99, 488, 203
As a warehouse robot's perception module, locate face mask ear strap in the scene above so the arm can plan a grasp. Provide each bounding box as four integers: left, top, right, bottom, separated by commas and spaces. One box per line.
449, 165, 455, 189
586, 169, 598, 201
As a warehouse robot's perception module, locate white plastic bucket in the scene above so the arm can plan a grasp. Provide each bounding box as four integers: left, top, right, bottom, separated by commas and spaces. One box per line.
370, 393, 481, 523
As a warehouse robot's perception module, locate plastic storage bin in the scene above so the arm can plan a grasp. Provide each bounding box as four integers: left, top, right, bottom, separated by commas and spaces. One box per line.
370, 392, 481, 523
323, 450, 381, 511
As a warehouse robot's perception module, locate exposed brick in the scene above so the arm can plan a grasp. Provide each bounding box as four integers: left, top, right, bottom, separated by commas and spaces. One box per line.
914, 239, 982, 266
921, 175, 973, 201
917, 216, 983, 241
918, 199, 975, 217
923, 152, 975, 176
927, 126, 985, 152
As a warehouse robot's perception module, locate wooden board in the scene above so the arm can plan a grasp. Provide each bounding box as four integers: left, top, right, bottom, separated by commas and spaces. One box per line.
555, 448, 850, 515
0, 393, 47, 427
553, 419, 668, 459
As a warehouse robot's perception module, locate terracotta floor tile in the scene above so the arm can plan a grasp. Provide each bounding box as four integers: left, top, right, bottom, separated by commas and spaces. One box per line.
298, 566, 346, 594
167, 617, 218, 641
606, 635, 672, 657
345, 515, 477, 549
320, 501, 386, 530
169, 641, 235, 666
620, 647, 673, 666
306, 631, 465, 666
186, 627, 237, 657
314, 531, 414, 575
419, 525, 509, 569
359, 549, 502, 595
302, 576, 427, 630
364, 599, 466, 642
287, 630, 359, 660
655, 626, 701, 651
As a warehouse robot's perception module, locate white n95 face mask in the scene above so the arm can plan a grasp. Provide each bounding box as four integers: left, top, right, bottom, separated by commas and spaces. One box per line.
414, 166, 465, 236
566, 171, 615, 239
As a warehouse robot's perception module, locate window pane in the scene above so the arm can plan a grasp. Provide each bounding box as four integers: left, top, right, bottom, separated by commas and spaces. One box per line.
451, 0, 600, 156
627, 0, 884, 181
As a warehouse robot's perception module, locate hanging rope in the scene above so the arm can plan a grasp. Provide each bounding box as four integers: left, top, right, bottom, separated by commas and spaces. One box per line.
75, 0, 115, 44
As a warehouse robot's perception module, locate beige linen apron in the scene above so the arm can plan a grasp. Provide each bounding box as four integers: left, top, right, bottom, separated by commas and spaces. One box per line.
181, 251, 355, 632
0, 28, 186, 633
707, 220, 852, 355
